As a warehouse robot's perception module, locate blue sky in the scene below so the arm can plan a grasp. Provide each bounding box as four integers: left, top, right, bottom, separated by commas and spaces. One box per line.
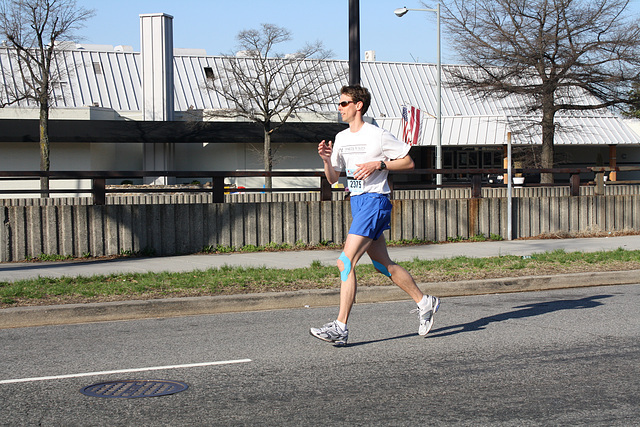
79, 0, 448, 64
79, 0, 640, 65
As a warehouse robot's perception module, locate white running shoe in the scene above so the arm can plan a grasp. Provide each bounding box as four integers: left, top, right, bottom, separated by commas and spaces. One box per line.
310, 321, 348, 346
413, 296, 440, 336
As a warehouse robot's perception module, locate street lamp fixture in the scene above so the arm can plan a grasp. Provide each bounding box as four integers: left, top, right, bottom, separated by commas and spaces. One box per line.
394, 7, 410, 17
394, 5, 442, 187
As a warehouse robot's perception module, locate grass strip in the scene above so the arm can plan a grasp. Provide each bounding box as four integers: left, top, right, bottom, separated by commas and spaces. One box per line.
2, 248, 640, 307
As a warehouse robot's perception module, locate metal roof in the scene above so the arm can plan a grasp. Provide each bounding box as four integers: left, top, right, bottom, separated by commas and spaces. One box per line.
1, 47, 638, 146
171, 54, 348, 112
0, 47, 141, 111
360, 61, 640, 146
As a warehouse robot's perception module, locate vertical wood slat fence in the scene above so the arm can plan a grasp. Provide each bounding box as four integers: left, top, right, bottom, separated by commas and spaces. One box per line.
2, 189, 640, 262
2, 168, 639, 262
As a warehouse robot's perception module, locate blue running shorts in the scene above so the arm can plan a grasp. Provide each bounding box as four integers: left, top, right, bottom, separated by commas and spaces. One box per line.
348, 193, 392, 240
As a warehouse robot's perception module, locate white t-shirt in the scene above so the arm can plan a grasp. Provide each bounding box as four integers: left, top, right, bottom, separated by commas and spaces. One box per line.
331, 122, 411, 194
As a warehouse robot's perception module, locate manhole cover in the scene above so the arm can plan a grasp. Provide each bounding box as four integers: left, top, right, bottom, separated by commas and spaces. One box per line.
80, 380, 188, 398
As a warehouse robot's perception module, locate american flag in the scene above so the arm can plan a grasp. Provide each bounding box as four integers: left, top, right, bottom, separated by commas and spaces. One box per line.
401, 105, 421, 145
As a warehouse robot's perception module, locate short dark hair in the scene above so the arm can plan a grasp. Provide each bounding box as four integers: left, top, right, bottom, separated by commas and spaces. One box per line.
340, 85, 371, 115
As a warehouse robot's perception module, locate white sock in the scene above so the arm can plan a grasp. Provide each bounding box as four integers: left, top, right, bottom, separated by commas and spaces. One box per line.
335, 320, 347, 331
417, 295, 430, 311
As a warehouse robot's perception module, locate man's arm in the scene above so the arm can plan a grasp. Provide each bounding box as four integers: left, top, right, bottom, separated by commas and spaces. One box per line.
383, 154, 414, 171
318, 140, 340, 184
353, 154, 414, 180
323, 161, 340, 185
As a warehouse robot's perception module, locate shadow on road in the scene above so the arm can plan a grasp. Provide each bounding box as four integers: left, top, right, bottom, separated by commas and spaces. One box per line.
344, 333, 416, 348
427, 294, 613, 338
320, 295, 614, 347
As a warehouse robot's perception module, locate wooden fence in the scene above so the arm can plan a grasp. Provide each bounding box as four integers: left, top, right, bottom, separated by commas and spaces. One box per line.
2, 168, 639, 262
2, 188, 640, 262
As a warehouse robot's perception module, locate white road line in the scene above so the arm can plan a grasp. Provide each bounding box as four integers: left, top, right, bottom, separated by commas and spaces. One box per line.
0, 359, 252, 385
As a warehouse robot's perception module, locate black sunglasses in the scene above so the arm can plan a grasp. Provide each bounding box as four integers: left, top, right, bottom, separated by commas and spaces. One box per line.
338, 100, 355, 107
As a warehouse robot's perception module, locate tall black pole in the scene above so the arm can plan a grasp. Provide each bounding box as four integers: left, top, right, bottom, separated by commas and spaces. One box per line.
349, 0, 360, 85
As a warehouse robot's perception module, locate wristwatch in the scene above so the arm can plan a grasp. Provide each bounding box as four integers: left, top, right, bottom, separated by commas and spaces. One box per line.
379, 161, 387, 170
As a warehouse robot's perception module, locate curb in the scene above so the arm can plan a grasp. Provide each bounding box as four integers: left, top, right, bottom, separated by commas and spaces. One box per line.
1, 269, 638, 329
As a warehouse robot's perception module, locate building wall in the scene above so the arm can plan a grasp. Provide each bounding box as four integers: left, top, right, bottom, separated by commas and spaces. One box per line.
0, 142, 91, 170
91, 143, 143, 174
0, 140, 326, 195
173, 142, 323, 188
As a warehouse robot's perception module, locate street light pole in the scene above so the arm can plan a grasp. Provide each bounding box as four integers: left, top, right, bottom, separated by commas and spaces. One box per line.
394, 5, 442, 187
349, 0, 361, 85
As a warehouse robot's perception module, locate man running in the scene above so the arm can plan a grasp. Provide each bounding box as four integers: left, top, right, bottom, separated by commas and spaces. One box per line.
310, 85, 440, 346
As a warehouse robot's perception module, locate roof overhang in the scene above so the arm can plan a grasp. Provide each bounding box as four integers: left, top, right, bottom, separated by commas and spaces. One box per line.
0, 119, 348, 143
375, 115, 640, 146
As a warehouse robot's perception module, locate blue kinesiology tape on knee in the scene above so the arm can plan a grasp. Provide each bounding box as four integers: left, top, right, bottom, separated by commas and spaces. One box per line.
338, 252, 352, 281
372, 260, 391, 277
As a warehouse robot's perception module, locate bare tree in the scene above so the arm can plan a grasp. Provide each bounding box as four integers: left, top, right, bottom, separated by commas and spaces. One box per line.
205, 23, 345, 188
438, 0, 640, 183
0, 0, 94, 195
622, 84, 640, 119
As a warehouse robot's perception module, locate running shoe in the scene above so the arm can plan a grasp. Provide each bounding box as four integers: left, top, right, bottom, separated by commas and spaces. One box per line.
309, 321, 348, 346
413, 296, 440, 336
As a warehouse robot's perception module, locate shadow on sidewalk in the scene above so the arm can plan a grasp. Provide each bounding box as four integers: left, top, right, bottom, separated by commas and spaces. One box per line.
427, 294, 613, 338
0, 256, 153, 274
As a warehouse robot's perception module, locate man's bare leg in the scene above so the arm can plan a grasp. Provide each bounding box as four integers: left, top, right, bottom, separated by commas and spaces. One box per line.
366, 235, 424, 302
367, 235, 440, 336
336, 234, 374, 324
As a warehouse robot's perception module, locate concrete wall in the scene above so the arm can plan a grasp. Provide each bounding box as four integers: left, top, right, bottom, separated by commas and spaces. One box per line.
0, 141, 322, 193
2, 191, 640, 262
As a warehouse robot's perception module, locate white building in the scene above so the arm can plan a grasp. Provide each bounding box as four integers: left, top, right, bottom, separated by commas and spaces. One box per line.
1, 12, 639, 196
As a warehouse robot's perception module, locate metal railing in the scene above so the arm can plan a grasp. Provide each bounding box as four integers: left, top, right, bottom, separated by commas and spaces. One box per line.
0, 167, 635, 204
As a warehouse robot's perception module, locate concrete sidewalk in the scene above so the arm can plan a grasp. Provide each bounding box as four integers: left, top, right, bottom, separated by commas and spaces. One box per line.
2, 235, 639, 282
1, 235, 639, 328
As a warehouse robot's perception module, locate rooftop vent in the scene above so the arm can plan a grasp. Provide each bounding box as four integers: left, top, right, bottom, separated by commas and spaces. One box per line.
236, 50, 258, 57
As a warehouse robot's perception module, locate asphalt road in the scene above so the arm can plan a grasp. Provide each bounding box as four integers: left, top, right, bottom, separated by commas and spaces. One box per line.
1, 284, 638, 426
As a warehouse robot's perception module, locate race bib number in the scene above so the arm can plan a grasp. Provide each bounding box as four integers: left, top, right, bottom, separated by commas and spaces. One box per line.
346, 168, 364, 194
347, 179, 364, 194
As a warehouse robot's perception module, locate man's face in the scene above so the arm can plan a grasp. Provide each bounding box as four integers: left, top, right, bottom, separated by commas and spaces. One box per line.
338, 94, 359, 123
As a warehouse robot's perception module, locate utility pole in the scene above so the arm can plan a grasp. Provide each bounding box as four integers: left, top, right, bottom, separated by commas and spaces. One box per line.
349, 0, 360, 85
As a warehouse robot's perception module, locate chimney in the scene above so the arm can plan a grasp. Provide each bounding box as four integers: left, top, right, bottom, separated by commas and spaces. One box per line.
140, 13, 175, 185
140, 13, 174, 121
365, 50, 376, 62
